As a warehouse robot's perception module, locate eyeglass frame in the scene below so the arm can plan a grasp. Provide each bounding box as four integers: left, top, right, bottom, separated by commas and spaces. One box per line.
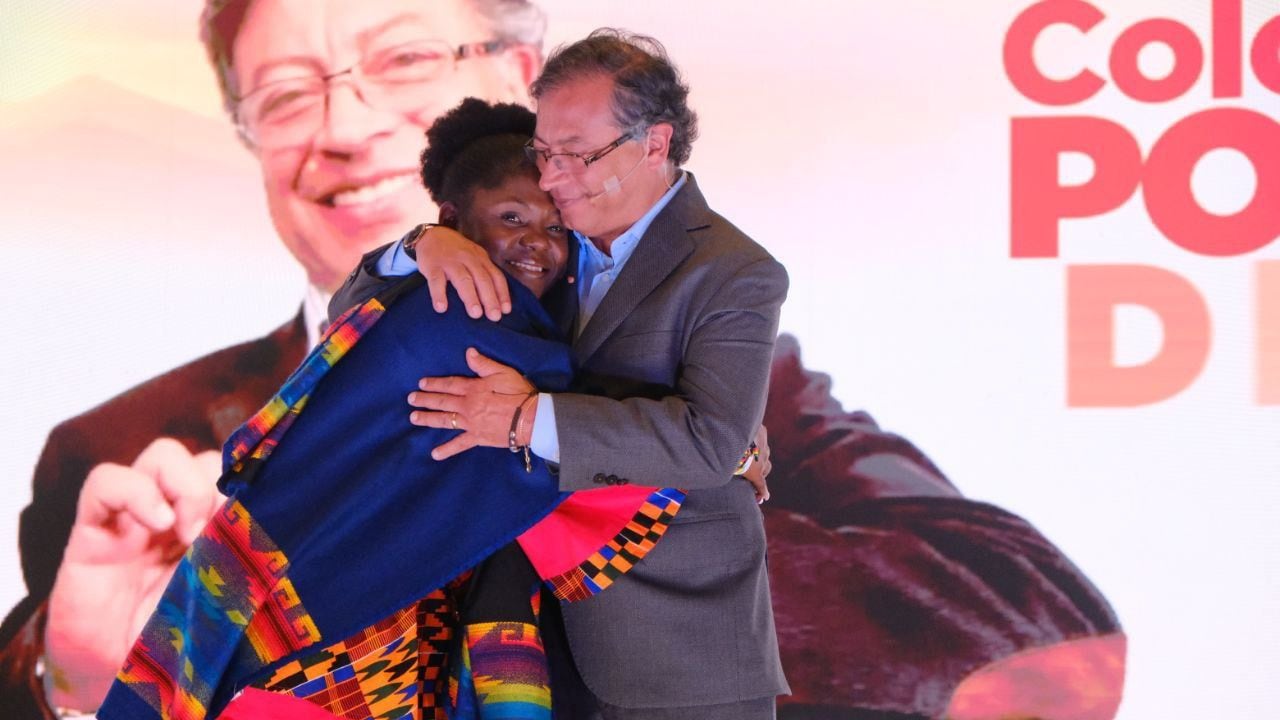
232, 38, 511, 147
523, 130, 641, 172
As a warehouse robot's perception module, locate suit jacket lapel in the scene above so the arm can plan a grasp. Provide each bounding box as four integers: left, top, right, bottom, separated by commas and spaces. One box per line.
572, 175, 711, 365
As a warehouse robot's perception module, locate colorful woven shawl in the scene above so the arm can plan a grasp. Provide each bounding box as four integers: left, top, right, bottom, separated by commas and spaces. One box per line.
98, 275, 576, 720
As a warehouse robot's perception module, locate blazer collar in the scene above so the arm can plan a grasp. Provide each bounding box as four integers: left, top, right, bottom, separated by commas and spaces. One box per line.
572, 172, 712, 364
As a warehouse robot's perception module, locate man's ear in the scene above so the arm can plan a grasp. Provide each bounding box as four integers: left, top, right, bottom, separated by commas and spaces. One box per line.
500, 44, 543, 103
438, 201, 461, 229
644, 123, 675, 167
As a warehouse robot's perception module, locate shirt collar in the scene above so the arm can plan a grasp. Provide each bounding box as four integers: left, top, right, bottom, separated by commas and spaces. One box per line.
303, 283, 333, 347
575, 171, 688, 276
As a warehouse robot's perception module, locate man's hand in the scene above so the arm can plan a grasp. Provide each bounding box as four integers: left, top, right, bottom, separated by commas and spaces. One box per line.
740, 425, 773, 504
408, 348, 536, 460
416, 225, 511, 321
44, 438, 222, 712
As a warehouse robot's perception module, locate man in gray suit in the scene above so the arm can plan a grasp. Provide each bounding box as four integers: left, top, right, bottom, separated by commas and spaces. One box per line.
358, 29, 789, 719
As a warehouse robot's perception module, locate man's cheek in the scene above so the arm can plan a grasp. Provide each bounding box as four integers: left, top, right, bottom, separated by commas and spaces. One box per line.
261, 179, 308, 231
259, 147, 308, 196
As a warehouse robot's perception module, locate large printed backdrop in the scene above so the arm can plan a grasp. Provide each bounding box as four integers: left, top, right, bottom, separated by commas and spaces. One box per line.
1, 1, 1277, 717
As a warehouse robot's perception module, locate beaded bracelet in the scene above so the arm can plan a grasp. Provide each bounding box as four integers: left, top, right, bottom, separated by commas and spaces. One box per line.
508, 389, 540, 472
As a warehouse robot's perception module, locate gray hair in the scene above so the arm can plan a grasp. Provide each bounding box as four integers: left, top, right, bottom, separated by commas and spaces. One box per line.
199, 0, 547, 120
530, 28, 698, 166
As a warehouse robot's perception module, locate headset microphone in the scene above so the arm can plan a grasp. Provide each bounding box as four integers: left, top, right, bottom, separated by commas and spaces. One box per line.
585, 140, 647, 204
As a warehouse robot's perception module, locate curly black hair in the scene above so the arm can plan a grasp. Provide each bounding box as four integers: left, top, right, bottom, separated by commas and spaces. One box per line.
419, 98, 537, 213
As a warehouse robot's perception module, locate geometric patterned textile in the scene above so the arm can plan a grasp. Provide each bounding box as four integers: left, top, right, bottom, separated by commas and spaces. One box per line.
541, 488, 686, 602
110, 499, 319, 720
416, 588, 458, 720
458, 622, 551, 720
255, 599, 421, 720
99, 275, 576, 720
250, 582, 466, 720
223, 294, 389, 479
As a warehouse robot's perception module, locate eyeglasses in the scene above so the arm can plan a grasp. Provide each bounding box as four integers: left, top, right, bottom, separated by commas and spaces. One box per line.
524, 131, 637, 173
234, 38, 509, 148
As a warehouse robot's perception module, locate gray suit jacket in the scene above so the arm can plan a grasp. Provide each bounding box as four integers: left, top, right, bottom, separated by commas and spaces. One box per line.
332, 174, 789, 709
552, 176, 788, 707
